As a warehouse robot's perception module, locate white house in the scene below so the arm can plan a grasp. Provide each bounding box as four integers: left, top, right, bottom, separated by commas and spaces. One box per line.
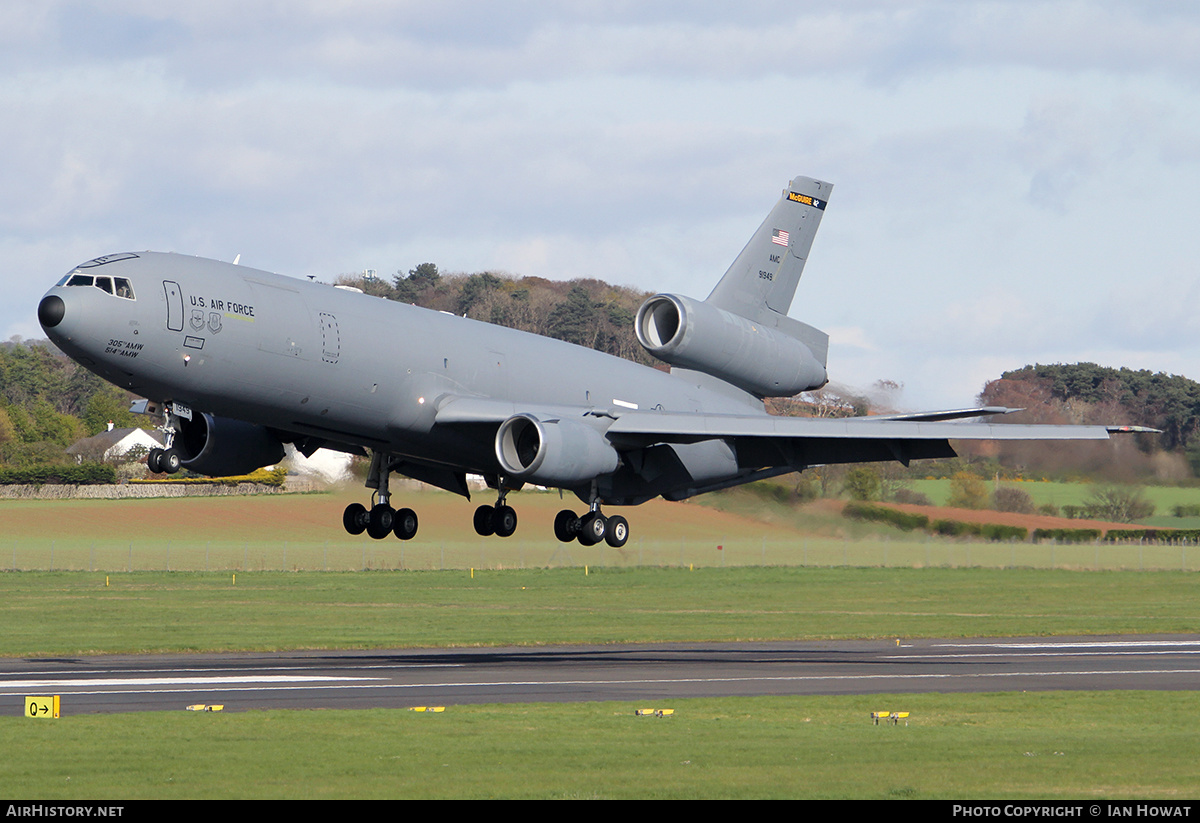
66, 423, 165, 463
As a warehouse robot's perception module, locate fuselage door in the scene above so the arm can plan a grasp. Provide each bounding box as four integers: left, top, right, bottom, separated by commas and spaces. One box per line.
163, 281, 184, 332
319, 312, 340, 364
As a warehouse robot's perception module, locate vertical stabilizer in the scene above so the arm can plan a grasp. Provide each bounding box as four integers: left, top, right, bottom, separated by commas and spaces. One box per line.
705, 175, 832, 326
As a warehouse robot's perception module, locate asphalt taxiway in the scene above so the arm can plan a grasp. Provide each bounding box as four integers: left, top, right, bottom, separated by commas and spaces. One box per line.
3, 635, 1200, 714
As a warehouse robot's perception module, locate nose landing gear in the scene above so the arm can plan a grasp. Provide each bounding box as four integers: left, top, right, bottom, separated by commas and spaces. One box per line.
147, 447, 181, 474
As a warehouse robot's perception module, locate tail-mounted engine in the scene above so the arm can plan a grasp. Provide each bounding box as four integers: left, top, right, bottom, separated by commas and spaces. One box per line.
495, 414, 620, 486
635, 293, 827, 398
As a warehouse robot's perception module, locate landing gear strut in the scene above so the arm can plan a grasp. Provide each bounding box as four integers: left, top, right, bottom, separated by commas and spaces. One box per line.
342, 451, 418, 541
147, 402, 185, 475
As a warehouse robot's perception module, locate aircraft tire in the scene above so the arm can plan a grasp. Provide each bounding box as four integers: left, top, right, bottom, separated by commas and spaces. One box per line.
473, 505, 496, 537
393, 507, 418, 540
605, 515, 629, 548
367, 504, 394, 539
147, 448, 164, 474
553, 509, 579, 543
343, 503, 368, 535
162, 448, 181, 474
577, 512, 606, 546
492, 505, 517, 538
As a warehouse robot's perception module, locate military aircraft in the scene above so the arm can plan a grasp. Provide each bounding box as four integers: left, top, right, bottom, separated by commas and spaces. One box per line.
37, 174, 1145, 546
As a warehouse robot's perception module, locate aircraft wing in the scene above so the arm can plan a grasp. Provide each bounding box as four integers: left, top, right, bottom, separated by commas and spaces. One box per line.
603, 410, 1154, 474
602, 410, 1142, 443
435, 395, 1153, 441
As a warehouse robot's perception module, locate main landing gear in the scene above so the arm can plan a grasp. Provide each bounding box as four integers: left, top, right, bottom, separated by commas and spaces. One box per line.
338, 453, 632, 547
343, 499, 418, 540
343, 451, 418, 541
473, 487, 518, 538
553, 505, 629, 548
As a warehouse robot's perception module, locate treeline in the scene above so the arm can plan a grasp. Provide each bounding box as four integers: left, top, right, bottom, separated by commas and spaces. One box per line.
337, 263, 657, 366
982, 363, 1200, 451
0, 338, 141, 467
973, 362, 1200, 479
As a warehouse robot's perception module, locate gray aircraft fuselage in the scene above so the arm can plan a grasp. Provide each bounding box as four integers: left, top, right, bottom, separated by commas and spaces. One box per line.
40, 251, 754, 480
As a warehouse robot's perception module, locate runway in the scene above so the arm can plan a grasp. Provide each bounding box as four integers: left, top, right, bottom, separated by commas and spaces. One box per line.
4, 635, 1200, 714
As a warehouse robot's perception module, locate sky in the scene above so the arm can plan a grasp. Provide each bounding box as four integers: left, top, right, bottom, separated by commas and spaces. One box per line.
3, 1, 1198, 410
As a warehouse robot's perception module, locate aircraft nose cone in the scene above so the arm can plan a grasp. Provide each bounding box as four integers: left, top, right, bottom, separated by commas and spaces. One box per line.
38, 295, 66, 329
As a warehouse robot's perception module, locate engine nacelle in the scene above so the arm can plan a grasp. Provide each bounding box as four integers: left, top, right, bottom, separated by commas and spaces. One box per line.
174, 413, 286, 477
495, 414, 620, 486
635, 293, 827, 397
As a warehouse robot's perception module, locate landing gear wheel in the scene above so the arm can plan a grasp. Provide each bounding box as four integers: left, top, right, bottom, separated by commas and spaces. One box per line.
577, 511, 607, 546
492, 505, 518, 538
367, 504, 394, 540
605, 515, 629, 548
473, 505, 496, 537
393, 507, 418, 540
147, 448, 164, 474
343, 502, 368, 535
161, 448, 181, 474
554, 509, 579, 543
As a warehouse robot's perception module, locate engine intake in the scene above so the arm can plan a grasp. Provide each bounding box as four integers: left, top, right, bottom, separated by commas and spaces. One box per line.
495, 414, 619, 486
635, 293, 827, 397
175, 413, 286, 477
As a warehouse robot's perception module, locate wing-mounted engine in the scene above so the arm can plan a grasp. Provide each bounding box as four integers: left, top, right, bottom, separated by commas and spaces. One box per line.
174, 413, 286, 477
495, 414, 620, 486
635, 293, 827, 398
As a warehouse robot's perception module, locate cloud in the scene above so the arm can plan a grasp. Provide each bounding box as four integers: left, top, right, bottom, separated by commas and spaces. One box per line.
5, 2, 1200, 411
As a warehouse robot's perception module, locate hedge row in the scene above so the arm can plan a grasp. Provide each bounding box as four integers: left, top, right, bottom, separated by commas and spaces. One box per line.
932, 519, 1028, 541
844, 503, 1026, 541
842, 502, 929, 531
1106, 528, 1200, 543
1031, 528, 1101, 543
0, 463, 117, 485
129, 467, 288, 487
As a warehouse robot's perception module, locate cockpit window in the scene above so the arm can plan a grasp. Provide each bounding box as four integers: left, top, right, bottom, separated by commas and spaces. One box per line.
56, 271, 136, 300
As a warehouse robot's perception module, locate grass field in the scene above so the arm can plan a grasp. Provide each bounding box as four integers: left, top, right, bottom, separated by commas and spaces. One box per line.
907, 478, 1200, 524
6, 487, 1200, 573
3, 692, 1198, 799
3, 567, 1199, 656
5, 489, 1200, 798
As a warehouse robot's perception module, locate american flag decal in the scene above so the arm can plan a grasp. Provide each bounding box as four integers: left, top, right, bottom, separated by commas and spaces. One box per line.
771, 229, 789, 247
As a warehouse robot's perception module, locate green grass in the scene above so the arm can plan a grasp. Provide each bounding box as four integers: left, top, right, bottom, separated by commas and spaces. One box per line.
3, 567, 1199, 656
3, 692, 1198, 798
907, 478, 1200, 515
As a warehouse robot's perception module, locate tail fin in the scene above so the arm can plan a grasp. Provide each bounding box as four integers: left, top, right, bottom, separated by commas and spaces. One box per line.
705, 175, 832, 364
